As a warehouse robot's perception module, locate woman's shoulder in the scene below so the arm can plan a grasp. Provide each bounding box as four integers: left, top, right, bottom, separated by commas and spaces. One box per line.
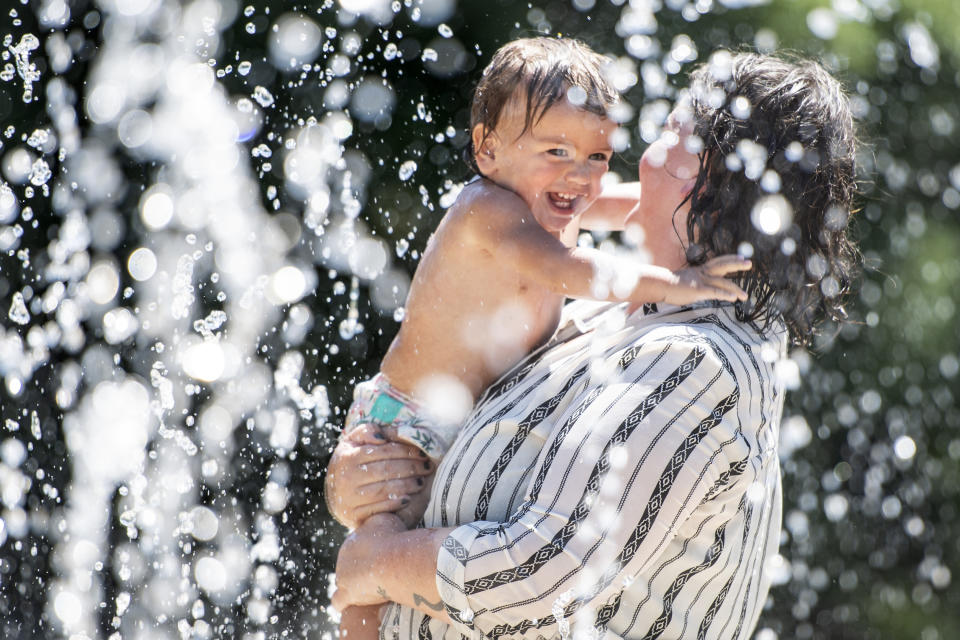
639, 303, 787, 349
618, 303, 788, 384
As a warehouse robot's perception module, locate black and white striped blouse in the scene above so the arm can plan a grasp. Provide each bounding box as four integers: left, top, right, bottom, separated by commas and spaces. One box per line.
380, 299, 787, 640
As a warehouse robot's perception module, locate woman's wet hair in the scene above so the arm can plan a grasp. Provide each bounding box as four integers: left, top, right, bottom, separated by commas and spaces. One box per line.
682, 51, 861, 345
466, 37, 619, 173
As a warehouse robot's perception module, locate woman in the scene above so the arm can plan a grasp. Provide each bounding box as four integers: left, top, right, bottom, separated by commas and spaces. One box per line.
326, 51, 859, 640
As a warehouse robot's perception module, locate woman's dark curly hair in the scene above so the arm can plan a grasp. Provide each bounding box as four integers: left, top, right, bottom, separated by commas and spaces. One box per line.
681, 52, 861, 346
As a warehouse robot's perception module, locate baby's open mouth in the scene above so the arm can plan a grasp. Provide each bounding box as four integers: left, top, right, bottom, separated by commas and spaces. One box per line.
547, 192, 578, 210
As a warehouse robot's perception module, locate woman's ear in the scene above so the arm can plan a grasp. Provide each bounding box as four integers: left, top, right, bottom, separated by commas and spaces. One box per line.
472, 124, 499, 174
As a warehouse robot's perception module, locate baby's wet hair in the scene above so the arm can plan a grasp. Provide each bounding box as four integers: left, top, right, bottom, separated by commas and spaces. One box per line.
466, 37, 619, 173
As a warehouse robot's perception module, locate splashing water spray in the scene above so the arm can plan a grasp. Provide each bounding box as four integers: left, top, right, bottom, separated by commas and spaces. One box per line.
0, 0, 419, 636
41, 2, 335, 636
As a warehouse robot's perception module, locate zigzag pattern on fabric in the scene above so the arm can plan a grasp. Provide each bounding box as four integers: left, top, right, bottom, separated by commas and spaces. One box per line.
639, 523, 729, 640
475, 365, 590, 521
484, 388, 740, 639
463, 347, 708, 596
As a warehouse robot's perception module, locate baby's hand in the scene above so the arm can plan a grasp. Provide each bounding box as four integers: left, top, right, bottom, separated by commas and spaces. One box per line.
664, 255, 751, 305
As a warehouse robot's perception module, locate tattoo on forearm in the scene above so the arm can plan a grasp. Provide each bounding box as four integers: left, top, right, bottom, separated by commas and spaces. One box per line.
375, 586, 442, 612
413, 592, 444, 611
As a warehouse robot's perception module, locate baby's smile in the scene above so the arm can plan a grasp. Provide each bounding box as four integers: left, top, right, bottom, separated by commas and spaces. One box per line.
547, 191, 580, 210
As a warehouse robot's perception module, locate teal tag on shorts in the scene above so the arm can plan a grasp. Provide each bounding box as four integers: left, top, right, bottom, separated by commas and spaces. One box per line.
368, 393, 404, 424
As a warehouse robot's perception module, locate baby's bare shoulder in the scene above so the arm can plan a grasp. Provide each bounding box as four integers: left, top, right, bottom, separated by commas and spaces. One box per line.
445, 179, 529, 237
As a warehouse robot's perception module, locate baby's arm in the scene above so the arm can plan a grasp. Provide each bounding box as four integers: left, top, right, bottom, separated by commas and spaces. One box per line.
458, 182, 749, 306
578, 180, 643, 231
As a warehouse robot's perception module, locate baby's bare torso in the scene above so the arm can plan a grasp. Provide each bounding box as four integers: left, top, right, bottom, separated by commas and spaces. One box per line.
380, 182, 575, 402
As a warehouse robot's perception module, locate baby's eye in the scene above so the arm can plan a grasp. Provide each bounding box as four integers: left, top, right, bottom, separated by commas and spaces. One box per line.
590, 152, 610, 162
547, 148, 568, 157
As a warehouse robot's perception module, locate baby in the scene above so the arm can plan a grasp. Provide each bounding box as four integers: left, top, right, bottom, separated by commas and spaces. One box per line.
332, 37, 749, 638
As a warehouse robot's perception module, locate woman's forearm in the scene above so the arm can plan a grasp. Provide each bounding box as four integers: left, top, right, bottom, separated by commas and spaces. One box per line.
335, 520, 455, 624
372, 526, 454, 623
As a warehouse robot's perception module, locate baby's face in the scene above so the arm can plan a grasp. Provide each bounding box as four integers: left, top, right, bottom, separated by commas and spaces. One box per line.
477, 96, 613, 236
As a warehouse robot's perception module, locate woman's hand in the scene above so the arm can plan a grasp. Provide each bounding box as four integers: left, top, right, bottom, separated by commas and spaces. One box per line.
324, 423, 434, 529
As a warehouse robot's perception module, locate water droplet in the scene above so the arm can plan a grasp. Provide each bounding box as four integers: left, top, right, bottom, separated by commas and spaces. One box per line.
8, 291, 30, 324
28, 158, 51, 186
0, 182, 18, 223
26, 128, 49, 149
269, 14, 323, 70
237, 60, 252, 76
253, 86, 274, 108
421, 48, 438, 62
193, 310, 227, 338
437, 24, 453, 38
807, 8, 838, 40
750, 195, 792, 235
760, 169, 781, 193
398, 160, 417, 181
338, 317, 361, 339
785, 141, 803, 162
566, 85, 587, 107
731, 96, 752, 119
393, 307, 406, 322
894, 436, 917, 461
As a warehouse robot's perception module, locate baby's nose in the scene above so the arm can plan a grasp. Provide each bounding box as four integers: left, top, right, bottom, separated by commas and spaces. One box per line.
566, 162, 591, 184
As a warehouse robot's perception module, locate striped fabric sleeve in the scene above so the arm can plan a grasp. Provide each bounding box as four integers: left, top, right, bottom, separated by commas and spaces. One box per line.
435, 335, 751, 639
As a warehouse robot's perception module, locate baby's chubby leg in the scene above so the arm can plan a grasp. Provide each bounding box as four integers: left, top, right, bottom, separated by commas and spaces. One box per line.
339, 605, 385, 640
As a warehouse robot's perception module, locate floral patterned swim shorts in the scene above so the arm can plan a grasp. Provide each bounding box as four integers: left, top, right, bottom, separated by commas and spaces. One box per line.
344, 374, 456, 462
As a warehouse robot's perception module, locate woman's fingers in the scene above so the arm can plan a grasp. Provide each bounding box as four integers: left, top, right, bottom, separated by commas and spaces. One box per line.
343, 422, 387, 445
325, 423, 433, 527
353, 472, 427, 501
325, 439, 433, 527
349, 447, 433, 477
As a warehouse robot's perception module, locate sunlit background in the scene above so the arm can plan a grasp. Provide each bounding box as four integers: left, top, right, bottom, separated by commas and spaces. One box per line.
1, 0, 958, 638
